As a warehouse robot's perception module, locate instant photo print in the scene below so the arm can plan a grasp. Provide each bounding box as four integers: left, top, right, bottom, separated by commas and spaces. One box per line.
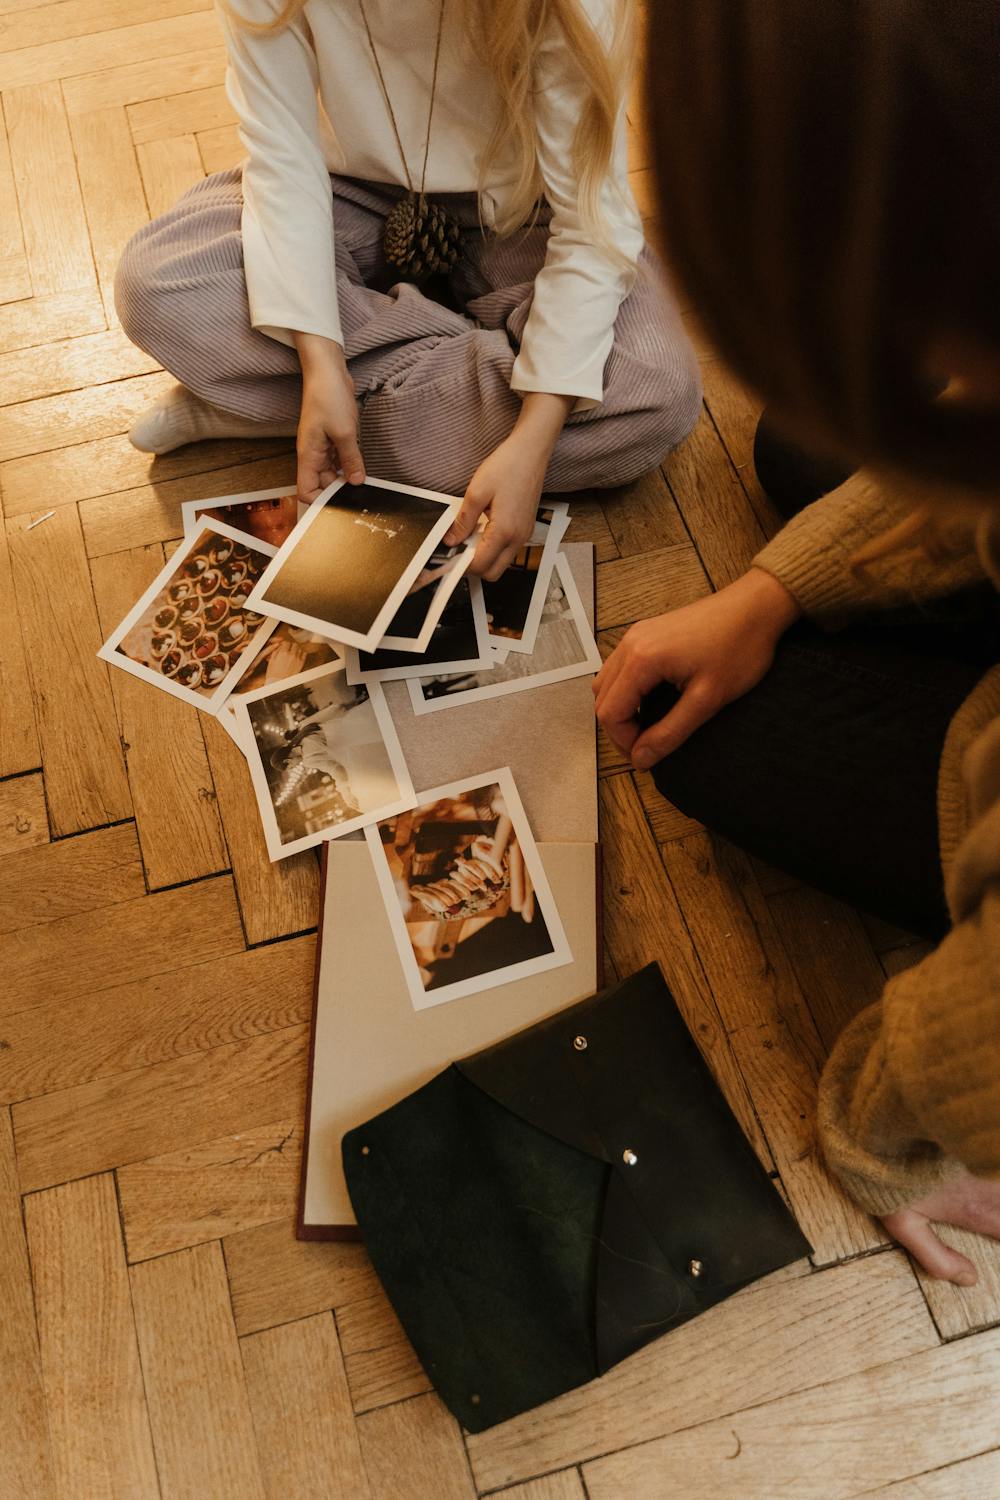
246, 476, 460, 651
345, 575, 492, 685
181, 486, 307, 549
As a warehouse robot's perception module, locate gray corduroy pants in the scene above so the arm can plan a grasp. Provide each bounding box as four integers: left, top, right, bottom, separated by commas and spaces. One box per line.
115, 170, 701, 493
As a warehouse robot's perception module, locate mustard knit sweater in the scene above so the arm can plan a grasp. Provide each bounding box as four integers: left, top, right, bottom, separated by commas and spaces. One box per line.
753, 472, 1000, 1214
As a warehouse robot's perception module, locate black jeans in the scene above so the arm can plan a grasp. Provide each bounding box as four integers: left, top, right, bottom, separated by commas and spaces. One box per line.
646, 415, 1000, 940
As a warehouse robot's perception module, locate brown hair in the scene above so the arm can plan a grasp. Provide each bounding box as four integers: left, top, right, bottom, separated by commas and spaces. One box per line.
645, 1, 1000, 495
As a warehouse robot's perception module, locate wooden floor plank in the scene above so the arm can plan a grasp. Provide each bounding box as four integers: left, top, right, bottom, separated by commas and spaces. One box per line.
69, 106, 151, 325
0, 772, 49, 854
91, 543, 229, 889
495, 1476, 586, 1500
0, 9, 221, 91
136, 133, 203, 217
196, 122, 241, 175
1, 430, 292, 514
582, 1328, 1000, 1500
0, 1108, 54, 1500
119, 1117, 302, 1263
337, 1285, 430, 1414
859, 1448, 1000, 1500
201, 713, 321, 946
700, 356, 785, 540
598, 466, 688, 558
0, 328, 158, 406
0, 821, 143, 934
127, 82, 232, 143
6, 506, 131, 836
0, 934, 313, 1105
357, 1393, 477, 1500
130, 1241, 266, 1500
560, 494, 619, 563
63, 43, 227, 115
0, 369, 173, 461
632, 766, 703, 843
4, 81, 95, 295
914, 1228, 1000, 1343
240, 1313, 371, 1500
0, 0, 210, 54
467, 1253, 936, 1493
0, 516, 40, 777
598, 773, 775, 1170
223, 1218, 378, 1338
24, 1172, 159, 1500
79, 452, 297, 557
0, 875, 243, 1022
14, 1021, 306, 1192
660, 833, 884, 1264
0, 287, 106, 354
766, 885, 886, 1052
661, 405, 767, 588
0, 102, 31, 303
596, 541, 709, 630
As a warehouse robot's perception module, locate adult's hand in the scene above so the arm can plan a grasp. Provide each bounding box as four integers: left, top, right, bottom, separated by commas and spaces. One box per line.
593, 568, 802, 769
292, 332, 365, 500
445, 391, 575, 580
881, 1171, 1000, 1284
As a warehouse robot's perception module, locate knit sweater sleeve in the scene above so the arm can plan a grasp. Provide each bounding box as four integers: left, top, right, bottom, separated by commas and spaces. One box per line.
817, 688, 1000, 1214
751, 469, 986, 627
215, 0, 342, 351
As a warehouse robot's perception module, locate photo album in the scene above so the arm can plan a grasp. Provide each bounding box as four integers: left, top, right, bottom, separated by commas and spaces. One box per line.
97, 474, 605, 1235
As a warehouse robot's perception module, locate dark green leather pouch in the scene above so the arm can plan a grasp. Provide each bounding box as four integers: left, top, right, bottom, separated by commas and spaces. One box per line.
342, 963, 812, 1433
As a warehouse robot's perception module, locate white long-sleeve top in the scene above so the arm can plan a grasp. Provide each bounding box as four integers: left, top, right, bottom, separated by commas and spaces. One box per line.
217, 0, 644, 407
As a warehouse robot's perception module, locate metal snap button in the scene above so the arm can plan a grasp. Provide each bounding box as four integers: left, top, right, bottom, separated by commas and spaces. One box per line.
622, 1149, 638, 1166
688, 1258, 704, 1278
573, 1035, 588, 1051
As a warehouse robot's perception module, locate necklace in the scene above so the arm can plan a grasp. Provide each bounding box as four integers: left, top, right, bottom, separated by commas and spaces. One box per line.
358, 0, 462, 282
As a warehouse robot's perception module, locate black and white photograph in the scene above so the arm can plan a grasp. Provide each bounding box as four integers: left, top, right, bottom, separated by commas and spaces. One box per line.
181, 487, 307, 549
345, 574, 491, 685
374, 539, 474, 653
97, 521, 277, 713
231, 664, 415, 861
365, 768, 571, 1010
218, 621, 345, 745
408, 555, 601, 713
246, 476, 459, 651
483, 501, 570, 654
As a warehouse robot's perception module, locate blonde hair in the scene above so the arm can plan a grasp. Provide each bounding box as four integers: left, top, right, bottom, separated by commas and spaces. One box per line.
226, 0, 638, 258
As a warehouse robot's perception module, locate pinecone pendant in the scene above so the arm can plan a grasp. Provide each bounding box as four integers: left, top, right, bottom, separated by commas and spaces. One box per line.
383, 192, 462, 282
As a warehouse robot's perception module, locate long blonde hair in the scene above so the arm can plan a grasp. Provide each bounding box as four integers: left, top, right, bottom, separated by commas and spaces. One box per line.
227, 0, 638, 255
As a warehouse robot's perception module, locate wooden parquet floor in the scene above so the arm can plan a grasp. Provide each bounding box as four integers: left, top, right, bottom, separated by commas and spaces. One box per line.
1, 5, 999, 1498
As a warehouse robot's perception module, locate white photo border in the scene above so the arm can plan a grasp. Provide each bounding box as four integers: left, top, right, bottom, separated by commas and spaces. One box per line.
364, 765, 572, 1011
344, 574, 492, 685
180, 485, 305, 542
486, 504, 571, 656
231, 662, 416, 862
97, 519, 280, 715
245, 475, 460, 652
375, 540, 475, 654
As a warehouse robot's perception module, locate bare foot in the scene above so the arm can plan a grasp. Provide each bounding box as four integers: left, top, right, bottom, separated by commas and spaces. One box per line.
881, 1171, 1000, 1285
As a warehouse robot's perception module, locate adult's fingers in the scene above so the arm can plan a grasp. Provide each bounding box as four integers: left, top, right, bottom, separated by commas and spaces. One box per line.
629, 678, 722, 769
882, 1208, 978, 1285
444, 489, 489, 547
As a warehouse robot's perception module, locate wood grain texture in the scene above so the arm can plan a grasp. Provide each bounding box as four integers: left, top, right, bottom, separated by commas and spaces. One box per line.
598, 466, 688, 557
130, 1241, 266, 1500
582, 1328, 1000, 1500
337, 1286, 431, 1413
0, 772, 49, 854
0, 287, 106, 355
914, 1228, 1000, 1343
6, 506, 131, 835
91, 544, 229, 889
595, 541, 709, 630
766, 885, 886, 1052
240, 1313, 371, 1500
560, 494, 619, 562
62, 43, 228, 114
357, 1394, 477, 1500
79, 452, 297, 556
632, 767, 703, 842
201, 713, 320, 946
467, 1253, 936, 1493
699, 356, 784, 540
0, 821, 143, 934
860, 1448, 1000, 1499
127, 82, 233, 142
0, 515, 40, 777
13, 1020, 306, 1192
223, 1218, 379, 1337
0, 875, 243, 1021
69, 106, 151, 324
660, 833, 884, 1264
4, 81, 95, 294
661, 406, 767, 588
0, 328, 158, 407
598, 773, 774, 1170
0, 0, 210, 54
0, 934, 314, 1105
0, 369, 173, 461
24, 1173, 158, 1499
494, 1475, 586, 1500
136, 133, 204, 217
0, 9, 221, 91
0, 102, 31, 303
0, 1108, 54, 1500
119, 1117, 302, 1262
196, 122, 242, 175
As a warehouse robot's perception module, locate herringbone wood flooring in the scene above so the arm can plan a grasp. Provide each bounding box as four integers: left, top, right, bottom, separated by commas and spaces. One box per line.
1, 5, 999, 1498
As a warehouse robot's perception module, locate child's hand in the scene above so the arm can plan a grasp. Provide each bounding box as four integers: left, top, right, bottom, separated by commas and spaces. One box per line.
293, 334, 365, 500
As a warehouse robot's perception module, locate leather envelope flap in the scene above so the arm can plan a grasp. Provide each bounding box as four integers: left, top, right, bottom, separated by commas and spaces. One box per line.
458, 963, 812, 1302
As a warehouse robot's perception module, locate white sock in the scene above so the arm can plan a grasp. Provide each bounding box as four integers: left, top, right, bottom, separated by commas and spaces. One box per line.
128, 385, 297, 454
